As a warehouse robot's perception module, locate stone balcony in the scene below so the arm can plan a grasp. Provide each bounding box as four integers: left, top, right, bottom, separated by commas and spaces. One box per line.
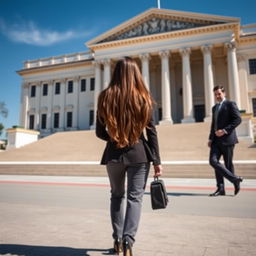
23, 51, 93, 69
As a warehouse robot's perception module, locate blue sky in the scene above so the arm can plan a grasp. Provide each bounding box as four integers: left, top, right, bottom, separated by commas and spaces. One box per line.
0, 0, 255, 139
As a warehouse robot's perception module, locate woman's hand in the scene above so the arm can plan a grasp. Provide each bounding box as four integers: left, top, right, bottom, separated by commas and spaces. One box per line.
154, 165, 163, 177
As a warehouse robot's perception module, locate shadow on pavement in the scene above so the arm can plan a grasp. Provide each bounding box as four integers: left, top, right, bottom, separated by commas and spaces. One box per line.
0, 244, 116, 256
144, 191, 209, 197
168, 192, 210, 196
168, 192, 234, 197
145, 191, 235, 197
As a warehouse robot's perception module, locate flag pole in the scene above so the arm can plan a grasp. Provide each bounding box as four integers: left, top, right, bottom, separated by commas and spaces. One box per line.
157, 0, 161, 9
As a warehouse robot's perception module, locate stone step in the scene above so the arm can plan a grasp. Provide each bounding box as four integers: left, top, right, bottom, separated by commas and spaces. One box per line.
1, 123, 255, 162
0, 163, 255, 179
0, 122, 255, 178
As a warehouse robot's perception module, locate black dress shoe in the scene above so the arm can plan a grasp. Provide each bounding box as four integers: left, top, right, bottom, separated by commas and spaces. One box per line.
123, 239, 133, 256
209, 189, 226, 196
113, 238, 122, 255
234, 177, 243, 196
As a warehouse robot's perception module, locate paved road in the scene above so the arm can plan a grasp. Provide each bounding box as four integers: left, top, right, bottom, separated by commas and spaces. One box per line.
0, 176, 256, 256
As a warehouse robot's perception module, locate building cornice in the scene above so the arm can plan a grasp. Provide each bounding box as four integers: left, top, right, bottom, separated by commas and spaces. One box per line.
89, 22, 240, 51
239, 35, 256, 45
17, 59, 93, 76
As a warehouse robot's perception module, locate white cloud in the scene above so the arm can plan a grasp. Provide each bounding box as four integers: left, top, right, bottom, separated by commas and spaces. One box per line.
0, 19, 90, 46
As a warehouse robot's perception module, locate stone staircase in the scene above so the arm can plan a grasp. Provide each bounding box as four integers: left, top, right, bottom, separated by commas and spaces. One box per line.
0, 123, 255, 178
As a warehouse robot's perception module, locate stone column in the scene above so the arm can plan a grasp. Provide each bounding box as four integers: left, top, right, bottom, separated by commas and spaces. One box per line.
201, 45, 215, 122
47, 80, 54, 131
60, 79, 66, 130
73, 76, 79, 129
237, 55, 249, 112
91, 61, 102, 129
140, 53, 150, 90
180, 48, 195, 123
103, 59, 111, 89
170, 61, 177, 122
159, 50, 173, 124
19, 82, 29, 129
36, 82, 42, 130
226, 42, 241, 109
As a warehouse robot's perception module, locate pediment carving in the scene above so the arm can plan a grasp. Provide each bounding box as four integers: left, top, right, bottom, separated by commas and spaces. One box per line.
99, 17, 222, 43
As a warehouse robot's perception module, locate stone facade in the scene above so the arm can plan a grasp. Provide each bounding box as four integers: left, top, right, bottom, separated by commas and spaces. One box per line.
17, 8, 256, 137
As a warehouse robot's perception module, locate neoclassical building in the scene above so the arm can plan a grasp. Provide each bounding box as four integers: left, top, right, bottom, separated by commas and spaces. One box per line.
18, 8, 256, 137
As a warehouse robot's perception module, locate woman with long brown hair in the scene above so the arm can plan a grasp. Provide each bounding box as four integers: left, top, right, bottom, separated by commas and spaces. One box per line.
96, 56, 162, 256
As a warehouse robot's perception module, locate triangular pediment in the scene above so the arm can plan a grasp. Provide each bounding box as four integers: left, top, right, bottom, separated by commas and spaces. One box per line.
98, 17, 223, 44
86, 8, 240, 46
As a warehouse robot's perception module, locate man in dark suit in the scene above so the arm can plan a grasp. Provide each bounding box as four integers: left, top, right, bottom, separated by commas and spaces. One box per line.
208, 85, 243, 196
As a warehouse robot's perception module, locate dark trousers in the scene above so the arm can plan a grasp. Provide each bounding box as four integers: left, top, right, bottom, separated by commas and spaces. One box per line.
106, 162, 150, 245
209, 142, 238, 187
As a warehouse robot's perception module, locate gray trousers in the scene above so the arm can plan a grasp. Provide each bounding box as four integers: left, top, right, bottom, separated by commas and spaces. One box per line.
106, 162, 150, 245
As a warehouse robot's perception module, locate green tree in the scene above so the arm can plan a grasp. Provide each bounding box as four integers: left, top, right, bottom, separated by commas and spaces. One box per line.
0, 123, 4, 136
0, 102, 8, 136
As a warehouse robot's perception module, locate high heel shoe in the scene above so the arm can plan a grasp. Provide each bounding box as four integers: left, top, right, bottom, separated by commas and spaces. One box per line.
123, 239, 133, 256
113, 238, 123, 254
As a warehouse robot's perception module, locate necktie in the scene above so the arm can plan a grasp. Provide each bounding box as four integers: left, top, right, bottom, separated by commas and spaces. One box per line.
214, 103, 220, 131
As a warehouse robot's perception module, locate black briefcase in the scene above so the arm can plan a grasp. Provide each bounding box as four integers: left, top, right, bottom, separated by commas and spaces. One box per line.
150, 177, 169, 210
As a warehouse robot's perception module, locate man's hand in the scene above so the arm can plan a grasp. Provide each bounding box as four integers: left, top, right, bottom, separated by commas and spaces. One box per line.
215, 129, 225, 137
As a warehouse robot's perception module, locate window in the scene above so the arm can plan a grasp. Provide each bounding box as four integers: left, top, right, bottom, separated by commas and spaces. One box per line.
54, 113, 59, 128
89, 110, 94, 126
90, 78, 95, 91
253, 98, 256, 117
249, 59, 256, 75
194, 105, 205, 122
41, 114, 47, 129
158, 107, 162, 122
43, 84, 48, 96
81, 79, 86, 92
67, 112, 72, 128
68, 80, 73, 93
31, 85, 36, 97
29, 115, 35, 130
55, 82, 61, 95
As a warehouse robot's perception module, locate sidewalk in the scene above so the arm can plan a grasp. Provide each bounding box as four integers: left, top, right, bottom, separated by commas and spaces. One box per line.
1, 175, 256, 190
1, 175, 256, 256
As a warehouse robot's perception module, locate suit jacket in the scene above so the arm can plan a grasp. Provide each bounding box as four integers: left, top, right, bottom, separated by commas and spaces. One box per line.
96, 115, 161, 166
209, 100, 241, 145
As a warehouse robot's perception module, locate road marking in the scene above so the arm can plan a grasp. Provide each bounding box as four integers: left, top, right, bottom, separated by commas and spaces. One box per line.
1, 180, 256, 191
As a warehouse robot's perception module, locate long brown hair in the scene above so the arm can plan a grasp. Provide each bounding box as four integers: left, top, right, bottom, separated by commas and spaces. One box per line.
97, 57, 153, 148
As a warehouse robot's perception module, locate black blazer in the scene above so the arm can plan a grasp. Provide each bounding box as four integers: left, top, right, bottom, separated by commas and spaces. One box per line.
209, 100, 241, 146
96, 115, 161, 166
